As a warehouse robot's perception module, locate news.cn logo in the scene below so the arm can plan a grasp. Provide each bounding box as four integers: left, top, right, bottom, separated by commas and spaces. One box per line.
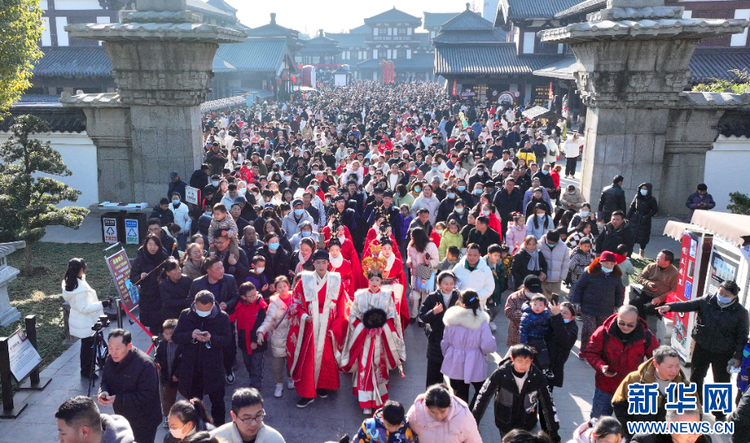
626, 382, 734, 435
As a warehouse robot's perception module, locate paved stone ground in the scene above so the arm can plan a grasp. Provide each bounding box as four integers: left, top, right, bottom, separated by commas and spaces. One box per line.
14, 172, 733, 443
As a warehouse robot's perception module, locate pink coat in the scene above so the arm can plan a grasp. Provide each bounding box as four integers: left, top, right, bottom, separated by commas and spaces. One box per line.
505, 222, 527, 254
406, 394, 483, 443
440, 307, 496, 383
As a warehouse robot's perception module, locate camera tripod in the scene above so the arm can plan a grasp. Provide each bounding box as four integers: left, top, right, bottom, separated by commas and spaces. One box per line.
86, 317, 110, 396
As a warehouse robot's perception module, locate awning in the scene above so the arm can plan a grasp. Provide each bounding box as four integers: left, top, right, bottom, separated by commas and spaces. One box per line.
522, 106, 559, 120
663, 221, 710, 241
690, 211, 750, 247
532, 56, 579, 81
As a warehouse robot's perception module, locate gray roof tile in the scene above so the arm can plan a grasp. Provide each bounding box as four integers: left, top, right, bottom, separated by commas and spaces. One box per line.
34, 46, 112, 77
689, 47, 750, 84
423, 12, 460, 29
440, 9, 494, 31
215, 38, 290, 73
497, 0, 581, 25
434, 43, 562, 76
364, 7, 421, 25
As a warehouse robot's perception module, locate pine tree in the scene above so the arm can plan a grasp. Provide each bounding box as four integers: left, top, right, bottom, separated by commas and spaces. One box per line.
0, 115, 89, 273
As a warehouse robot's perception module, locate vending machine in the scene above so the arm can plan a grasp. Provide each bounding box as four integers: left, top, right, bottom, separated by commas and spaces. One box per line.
669, 228, 712, 364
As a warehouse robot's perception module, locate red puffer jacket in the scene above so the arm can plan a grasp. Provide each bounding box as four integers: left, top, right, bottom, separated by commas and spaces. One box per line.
581, 313, 658, 395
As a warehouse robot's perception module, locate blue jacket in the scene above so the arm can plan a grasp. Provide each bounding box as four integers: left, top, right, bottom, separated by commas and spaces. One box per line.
353, 409, 417, 443
520, 302, 551, 342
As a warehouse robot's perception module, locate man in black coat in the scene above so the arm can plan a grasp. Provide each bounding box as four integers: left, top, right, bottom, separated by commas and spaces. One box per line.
190, 164, 210, 191
596, 211, 635, 255
598, 175, 627, 223
418, 272, 460, 388
98, 329, 160, 443
657, 279, 749, 420
213, 230, 250, 284
167, 171, 188, 202
493, 178, 524, 235
189, 255, 239, 383
466, 216, 502, 256
172, 291, 232, 426
330, 195, 358, 235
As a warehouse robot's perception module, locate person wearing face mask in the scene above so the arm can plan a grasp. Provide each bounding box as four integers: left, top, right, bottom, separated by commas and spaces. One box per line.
259, 233, 290, 286
538, 230, 570, 298
424, 161, 444, 185
657, 280, 749, 420
570, 251, 624, 357
172, 291, 232, 426
626, 183, 659, 257
410, 184, 441, 225
164, 399, 215, 443
281, 199, 315, 240
446, 199, 469, 228
288, 221, 321, 252
545, 301, 578, 391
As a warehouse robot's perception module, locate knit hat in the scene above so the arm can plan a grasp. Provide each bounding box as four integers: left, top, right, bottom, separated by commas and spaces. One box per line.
600, 251, 617, 262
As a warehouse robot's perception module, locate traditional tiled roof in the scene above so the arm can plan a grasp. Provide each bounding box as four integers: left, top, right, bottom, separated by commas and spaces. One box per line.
33, 47, 112, 77
554, 0, 605, 19
364, 7, 422, 25
415, 32, 432, 48
186, 0, 236, 21
434, 43, 562, 76
423, 12, 460, 30
357, 53, 434, 70
440, 9, 494, 31
717, 110, 750, 138
689, 47, 750, 84
349, 24, 372, 34
496, 0, 580, 26
299, 33, 340, 54
532, 56, 578, 80
246, 14, 299, 38
215, 38, 291, 73
212, 55, 236, 72
327, 33, 367, 49
433, 28, 506, 44
206, 0, 236, 13
0, 105, 86, 133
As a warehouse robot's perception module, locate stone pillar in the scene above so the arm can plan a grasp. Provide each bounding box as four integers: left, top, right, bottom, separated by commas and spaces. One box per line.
539, 3, 749, 209
64, 4, 244, 205
0, 242, 26, 328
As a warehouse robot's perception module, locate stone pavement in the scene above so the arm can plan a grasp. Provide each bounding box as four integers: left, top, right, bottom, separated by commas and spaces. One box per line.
3, 273, 731, 443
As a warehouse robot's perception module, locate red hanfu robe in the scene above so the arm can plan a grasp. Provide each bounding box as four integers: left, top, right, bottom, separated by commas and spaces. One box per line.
325, 232, 367, 291
287, 271, 348, 399
363, 229, 402, 261
338, 288, 405, 409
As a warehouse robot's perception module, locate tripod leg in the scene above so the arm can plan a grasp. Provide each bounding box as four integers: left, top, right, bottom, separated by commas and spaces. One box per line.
87, 337, 97, 396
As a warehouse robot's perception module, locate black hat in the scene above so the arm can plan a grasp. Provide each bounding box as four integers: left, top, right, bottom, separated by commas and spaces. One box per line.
312, 249, 329, 261
203, 185, 216, 195
383, 190, 394, 198
523, 275, 543, 293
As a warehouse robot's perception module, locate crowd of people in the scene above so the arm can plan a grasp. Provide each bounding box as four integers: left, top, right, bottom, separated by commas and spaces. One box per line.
58, 81, 748, 443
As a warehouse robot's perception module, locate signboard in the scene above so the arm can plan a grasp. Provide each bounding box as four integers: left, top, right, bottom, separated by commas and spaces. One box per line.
105, 247, 139, 311
8, 329, 42, 382
125, 219, 139, 245
497, 90, 516, 105
185, 186, 200, 205
103, 217, 118, 243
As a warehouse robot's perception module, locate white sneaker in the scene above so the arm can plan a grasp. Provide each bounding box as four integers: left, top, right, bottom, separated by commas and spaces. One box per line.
287, 379, 295, 389
363, 408, 373, 415
274, 383, 283, 398
489, 322, 497, 332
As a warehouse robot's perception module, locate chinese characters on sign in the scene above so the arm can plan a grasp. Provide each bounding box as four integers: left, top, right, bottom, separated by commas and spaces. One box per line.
628, 382, 733, 416
105, 249, 139, 311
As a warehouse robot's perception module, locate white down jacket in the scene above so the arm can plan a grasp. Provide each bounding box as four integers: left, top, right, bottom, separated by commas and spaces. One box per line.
256, 295, 291, 358
62, 277, 105, 339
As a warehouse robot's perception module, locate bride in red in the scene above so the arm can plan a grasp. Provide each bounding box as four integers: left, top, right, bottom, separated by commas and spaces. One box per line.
325, 223, 367, 291
363, 219, 401, 262
338, 269, 406, 415
375, 237, 409, 333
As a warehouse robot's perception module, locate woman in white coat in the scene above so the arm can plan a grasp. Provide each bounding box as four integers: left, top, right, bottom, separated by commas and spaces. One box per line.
256, 276, 294, 398
62, 258, 108, 377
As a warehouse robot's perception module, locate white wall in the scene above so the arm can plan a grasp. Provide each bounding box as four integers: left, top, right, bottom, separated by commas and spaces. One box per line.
705, 135, 750, 212
0, 131, 99, 209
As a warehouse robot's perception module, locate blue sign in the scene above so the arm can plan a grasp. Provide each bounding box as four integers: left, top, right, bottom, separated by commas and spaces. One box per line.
125, 219, 139, 245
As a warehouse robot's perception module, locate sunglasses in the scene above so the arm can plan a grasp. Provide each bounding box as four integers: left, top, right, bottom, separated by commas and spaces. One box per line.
617, 320, 637, 328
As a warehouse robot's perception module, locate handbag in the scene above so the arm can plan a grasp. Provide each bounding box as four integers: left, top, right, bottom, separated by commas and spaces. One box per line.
414, 268, 436, 293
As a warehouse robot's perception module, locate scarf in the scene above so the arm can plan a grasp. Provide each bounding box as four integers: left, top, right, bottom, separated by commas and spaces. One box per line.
329, 254, 344, 268
525, 248, 540, 272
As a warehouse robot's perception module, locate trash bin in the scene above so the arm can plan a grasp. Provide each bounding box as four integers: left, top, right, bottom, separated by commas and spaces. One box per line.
101, 212, 124, 244
122, 212, 148, 245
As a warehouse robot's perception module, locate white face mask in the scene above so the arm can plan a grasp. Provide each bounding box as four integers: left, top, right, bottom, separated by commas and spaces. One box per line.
195, 308, 211, 317
170, 424, 190, 440
255, 267, 265, 274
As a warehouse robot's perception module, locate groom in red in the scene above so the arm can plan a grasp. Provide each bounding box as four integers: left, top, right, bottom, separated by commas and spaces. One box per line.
287, 249, 348, 408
